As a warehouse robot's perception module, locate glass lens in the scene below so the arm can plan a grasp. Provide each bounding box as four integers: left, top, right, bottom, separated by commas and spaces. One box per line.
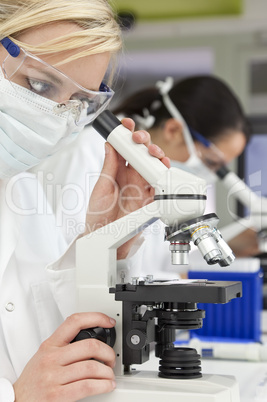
1, 49, 113, 125
197, 142, 227, 172
190, 128, 227, 171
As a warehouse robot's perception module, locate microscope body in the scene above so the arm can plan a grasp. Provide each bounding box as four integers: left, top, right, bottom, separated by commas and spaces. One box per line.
218, 167, 267, 252
76, 111, 241, 401
76, 204, 241, 402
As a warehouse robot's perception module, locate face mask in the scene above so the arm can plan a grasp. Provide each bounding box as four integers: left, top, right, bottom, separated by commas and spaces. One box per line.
0, 70, 83, 179
170, 155, 218, 184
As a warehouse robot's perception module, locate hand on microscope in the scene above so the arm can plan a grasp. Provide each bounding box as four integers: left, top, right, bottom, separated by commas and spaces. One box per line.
13, 312, 116, 402
86, 117, 170, 259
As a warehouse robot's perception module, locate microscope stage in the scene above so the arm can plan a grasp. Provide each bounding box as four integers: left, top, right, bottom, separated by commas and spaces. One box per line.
111, 280, 242, 304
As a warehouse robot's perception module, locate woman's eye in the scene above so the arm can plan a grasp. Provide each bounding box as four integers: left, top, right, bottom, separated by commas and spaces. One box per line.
27, 78, 52, 95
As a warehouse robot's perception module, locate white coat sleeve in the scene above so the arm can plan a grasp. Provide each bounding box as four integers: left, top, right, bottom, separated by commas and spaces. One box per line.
46, 236, 77, 319
0, 379, 15, 402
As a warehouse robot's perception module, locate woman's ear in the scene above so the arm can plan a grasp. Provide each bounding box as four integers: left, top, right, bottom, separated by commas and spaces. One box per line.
163, 118, 184, 145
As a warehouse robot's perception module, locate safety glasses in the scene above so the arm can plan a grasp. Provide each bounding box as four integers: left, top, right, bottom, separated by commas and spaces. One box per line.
0, 37, 114, 126
189, 127, 227, 172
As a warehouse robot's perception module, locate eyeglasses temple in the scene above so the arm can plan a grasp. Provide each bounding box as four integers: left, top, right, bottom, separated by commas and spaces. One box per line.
0, 37, 20, 57
189, 127, 212, 148
99, 82, 111, 93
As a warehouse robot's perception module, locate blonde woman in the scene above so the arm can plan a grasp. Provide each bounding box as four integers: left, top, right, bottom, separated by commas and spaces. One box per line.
0, 1, 169, 400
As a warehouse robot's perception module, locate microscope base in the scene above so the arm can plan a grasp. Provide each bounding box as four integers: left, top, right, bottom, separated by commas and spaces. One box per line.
80, 371, 240, 402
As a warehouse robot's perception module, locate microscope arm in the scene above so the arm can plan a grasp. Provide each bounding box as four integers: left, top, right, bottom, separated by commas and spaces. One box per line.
77, 201, 162, 289
218, 167, 260, 209
217, 166, 267, 251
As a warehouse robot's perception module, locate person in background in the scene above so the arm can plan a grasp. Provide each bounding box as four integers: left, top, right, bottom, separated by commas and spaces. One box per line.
113, 75, 260, 257
0, 1, 170, 400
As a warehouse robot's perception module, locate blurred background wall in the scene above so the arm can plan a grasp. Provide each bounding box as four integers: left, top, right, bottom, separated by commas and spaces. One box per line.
110, 0, 267, 227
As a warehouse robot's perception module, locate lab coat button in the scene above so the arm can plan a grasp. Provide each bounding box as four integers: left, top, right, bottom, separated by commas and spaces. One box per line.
5, 302, 15, 312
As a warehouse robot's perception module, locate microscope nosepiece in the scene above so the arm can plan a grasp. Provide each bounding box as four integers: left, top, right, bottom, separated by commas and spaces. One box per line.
166, 214, 235, 267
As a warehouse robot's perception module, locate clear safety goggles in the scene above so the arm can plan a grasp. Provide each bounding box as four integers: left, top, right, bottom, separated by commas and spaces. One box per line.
0, 37, 114, 126
189, 127, 227, 172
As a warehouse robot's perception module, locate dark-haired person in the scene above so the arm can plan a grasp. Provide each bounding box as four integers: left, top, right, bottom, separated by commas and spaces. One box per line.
113, 75, 260, 258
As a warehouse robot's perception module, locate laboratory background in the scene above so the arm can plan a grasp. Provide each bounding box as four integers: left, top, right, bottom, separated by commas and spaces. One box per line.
1, 1, 267, 401
110, 1, 267, 284
107, 1, 267, 401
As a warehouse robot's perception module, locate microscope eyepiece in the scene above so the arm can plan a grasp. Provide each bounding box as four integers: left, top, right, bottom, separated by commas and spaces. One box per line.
92, 110, 121, 140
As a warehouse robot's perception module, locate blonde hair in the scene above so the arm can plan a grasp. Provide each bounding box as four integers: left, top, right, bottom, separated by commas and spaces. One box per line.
0, 0, 122, 66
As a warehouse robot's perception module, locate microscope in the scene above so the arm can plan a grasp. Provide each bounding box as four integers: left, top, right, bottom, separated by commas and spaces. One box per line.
76, 111, 242, 402
217, 166, 267, 252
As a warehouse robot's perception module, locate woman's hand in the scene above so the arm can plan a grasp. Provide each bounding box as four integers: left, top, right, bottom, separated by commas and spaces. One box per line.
86, 118, 170, 258
13, 313, 116, 402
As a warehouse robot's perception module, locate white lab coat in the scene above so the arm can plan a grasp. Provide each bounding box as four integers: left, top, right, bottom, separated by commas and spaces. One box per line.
0, 126, 179, 401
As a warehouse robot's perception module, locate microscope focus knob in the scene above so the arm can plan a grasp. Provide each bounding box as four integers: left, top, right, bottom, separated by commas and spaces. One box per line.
71, 327, 116, 347
126, 329, 147, 350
